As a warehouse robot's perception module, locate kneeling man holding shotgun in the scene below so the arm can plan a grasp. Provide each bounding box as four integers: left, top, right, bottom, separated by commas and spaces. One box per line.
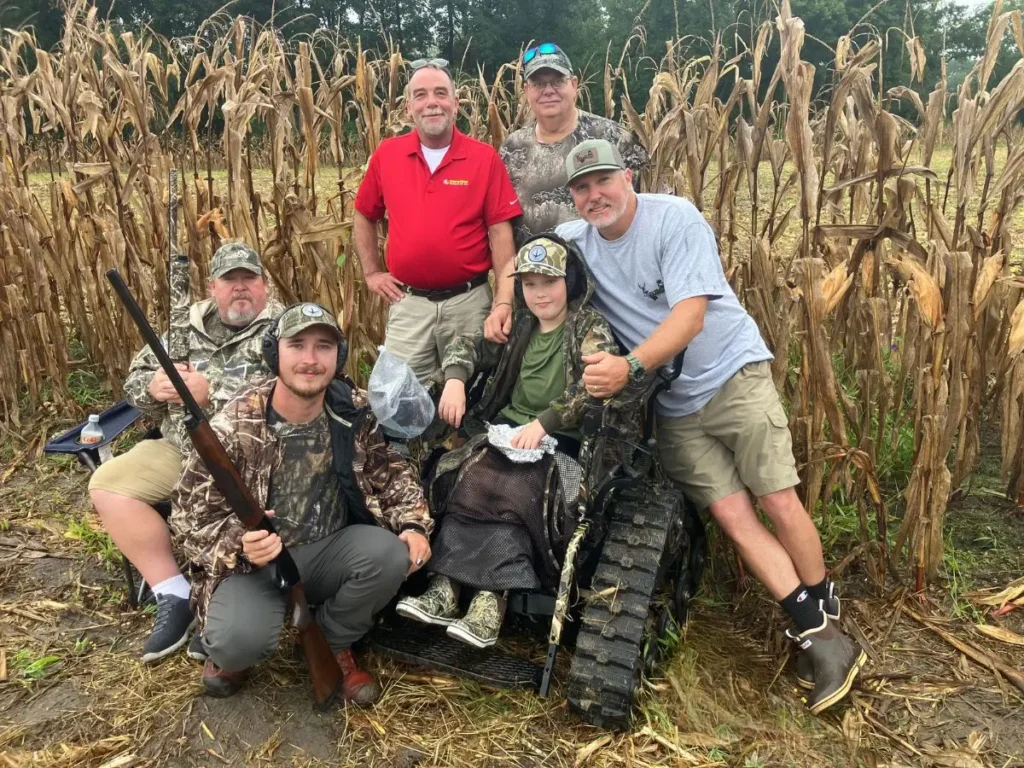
170, 302, 433, 704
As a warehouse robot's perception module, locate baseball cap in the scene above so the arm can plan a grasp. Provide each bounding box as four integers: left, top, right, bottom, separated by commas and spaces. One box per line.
210, 242, 263, 279
276, 303, 344, 341
523, 42, 573, 79
513, 236, 568, 278
564, 139, 626, 185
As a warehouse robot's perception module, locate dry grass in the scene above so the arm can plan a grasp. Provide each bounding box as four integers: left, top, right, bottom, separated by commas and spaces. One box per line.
3, 456, 1024, 766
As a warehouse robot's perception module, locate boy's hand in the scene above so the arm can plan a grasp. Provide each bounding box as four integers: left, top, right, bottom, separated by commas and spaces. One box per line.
511, 420, 547, 450
241, 510, 281, 568
582, 352, 629, 398
439, 379, 467, 427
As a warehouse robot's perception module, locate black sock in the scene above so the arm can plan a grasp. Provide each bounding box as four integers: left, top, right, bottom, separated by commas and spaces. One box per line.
780, 585, 825, 632
806, 578, 832, 604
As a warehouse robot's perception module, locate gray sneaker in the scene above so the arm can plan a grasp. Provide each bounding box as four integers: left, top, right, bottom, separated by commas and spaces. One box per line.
141, 594, 194, 663
396, 575, 460, 626
446, 591, 501, 649
187, 633, 208, 662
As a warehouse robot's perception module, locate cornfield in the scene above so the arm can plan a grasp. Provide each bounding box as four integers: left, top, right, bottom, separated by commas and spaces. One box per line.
1, 0, 1023, 585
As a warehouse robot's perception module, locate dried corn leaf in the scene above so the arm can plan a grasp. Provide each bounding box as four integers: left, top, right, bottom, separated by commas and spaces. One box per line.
1010, 300, 1024, 360
974, 624, 1024, 645
972, 252, 1004, 319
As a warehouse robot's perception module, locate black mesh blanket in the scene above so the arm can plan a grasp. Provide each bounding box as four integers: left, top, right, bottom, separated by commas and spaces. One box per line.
429, 446, 573, 592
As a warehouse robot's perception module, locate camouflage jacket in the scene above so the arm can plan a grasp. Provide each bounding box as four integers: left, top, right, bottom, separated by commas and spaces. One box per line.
123, 298, 283, 451
439, 248, 642, 436
499, 110, 649, 246
171, 377, 432, 629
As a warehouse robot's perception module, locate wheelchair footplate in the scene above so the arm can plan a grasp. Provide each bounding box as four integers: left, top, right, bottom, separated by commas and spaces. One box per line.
369, 617, 543, 691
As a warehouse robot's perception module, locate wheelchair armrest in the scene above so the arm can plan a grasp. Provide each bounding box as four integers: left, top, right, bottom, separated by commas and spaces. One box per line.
44, 400, 145, 457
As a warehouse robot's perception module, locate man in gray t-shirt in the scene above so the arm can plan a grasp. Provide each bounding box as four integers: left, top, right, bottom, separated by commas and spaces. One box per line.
556, 139, 866, 717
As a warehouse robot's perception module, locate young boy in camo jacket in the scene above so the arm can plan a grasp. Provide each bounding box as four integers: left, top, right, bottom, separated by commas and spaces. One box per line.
395, 233, 635, 648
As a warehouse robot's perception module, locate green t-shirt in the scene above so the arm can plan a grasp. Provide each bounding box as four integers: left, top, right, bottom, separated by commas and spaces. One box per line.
499, 322, 579, 440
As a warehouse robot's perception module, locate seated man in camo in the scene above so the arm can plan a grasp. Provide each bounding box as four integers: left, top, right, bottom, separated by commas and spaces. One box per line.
88, 243, 282, 664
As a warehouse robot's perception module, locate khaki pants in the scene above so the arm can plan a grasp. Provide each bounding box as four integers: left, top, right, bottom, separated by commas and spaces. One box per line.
657, 361, 800, 510
87, 438, 182, 504
384, 282, 492, 383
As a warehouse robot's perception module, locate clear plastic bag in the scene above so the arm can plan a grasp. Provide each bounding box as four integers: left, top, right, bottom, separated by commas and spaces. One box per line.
367, 346, 436, 439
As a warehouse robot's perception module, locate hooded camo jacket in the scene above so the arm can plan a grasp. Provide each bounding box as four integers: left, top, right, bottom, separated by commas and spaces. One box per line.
171, 377, 432, 629
123, 298, 283, 451
438, 251, 644, 436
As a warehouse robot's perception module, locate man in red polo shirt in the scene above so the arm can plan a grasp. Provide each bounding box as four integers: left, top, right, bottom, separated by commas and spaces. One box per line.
353, 60, 522, 383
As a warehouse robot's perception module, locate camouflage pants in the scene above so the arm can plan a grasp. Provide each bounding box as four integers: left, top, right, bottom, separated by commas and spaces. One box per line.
202, 525, 408, 672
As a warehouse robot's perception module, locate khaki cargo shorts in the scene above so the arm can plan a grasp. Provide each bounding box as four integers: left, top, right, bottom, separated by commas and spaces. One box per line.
87, 438, 183, 504
656, 360, 800, 510
384, 282, 492, 384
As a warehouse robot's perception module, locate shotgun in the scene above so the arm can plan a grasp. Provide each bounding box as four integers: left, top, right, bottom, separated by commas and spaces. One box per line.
105, 268, 343, 710
167, 167, 189, 364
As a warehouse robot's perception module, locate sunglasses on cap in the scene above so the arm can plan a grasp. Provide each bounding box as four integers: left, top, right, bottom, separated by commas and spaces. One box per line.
522, 43, 559, 64
410, 57, 451, 73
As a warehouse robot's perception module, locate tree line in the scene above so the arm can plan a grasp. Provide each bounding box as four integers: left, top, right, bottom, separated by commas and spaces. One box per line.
2, 0, 1021, 113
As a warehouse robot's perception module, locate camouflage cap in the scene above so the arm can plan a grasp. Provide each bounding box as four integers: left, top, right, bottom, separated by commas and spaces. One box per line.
513, 237, 568, 278
210, 242, 263, 279
565, 139, 626, 184
523, 43, 573, 79
276, 303, 344, 341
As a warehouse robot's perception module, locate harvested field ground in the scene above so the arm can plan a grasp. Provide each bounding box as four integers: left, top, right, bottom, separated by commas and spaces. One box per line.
2, 419, 1024, 767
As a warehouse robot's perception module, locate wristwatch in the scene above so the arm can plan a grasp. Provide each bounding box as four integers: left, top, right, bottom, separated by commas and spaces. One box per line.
625, 353, 646, 383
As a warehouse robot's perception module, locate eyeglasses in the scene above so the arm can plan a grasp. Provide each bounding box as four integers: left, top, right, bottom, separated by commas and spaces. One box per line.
525, 75, 571, 92
410, 57, 451, 73
522, 43, 559, 64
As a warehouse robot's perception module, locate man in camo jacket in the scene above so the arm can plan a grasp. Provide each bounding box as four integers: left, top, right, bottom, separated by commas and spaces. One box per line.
89, 243, 282, 665
172, 303, 432, 704
499, 42, 648, 249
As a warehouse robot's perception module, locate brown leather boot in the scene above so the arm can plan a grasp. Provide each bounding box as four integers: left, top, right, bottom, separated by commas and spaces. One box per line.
202, 659, 250, 698
335, 648, 381, 706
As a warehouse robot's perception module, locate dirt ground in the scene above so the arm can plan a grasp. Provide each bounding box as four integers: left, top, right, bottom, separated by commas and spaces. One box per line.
2, 423, 1024, 767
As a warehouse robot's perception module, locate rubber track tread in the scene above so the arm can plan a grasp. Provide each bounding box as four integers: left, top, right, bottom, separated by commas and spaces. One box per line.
567, 482, 682, 729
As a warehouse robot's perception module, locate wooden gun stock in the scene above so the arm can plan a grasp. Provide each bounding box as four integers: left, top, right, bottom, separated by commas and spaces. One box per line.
105, 268, 342, 709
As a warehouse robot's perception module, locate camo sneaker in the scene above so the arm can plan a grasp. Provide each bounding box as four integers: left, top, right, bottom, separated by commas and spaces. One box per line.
396, 575, 460, 627
447, 590, 501, 649
141, 594, 195, 663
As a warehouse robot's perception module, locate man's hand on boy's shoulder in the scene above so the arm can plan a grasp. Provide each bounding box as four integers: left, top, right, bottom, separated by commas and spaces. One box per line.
484, 302, 513, 344
581, 352, 630, 399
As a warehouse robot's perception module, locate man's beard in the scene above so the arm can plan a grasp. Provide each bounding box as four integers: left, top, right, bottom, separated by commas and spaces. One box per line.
416, 111, 453, 138
225, 301, 257, 326
281, 367, 331, 399
582, 195, 628, 230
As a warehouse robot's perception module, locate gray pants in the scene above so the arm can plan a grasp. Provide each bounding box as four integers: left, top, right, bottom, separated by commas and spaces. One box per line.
203, 525, 408, 672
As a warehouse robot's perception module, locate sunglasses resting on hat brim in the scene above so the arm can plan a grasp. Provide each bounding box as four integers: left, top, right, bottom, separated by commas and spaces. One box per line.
522, 43, 559, 64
